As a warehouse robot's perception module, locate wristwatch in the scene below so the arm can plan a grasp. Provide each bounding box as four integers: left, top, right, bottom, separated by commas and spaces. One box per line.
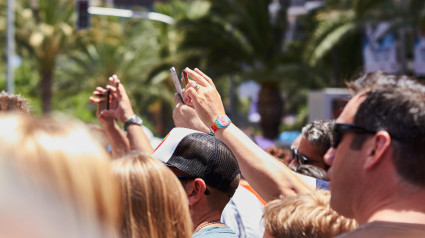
210, 115, 231, 135
124, 115, 143, 131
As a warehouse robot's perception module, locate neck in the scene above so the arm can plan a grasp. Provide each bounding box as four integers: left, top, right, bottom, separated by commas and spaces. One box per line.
191, 210, 223, 231
194, 220, 223, 233
355, 184, 425, 225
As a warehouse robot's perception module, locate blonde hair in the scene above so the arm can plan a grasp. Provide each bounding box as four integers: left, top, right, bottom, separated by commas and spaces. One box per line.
263, 190, 357, 238
0, 91, 31, 113
112, 152, 192, 238
0, 114, 120, 236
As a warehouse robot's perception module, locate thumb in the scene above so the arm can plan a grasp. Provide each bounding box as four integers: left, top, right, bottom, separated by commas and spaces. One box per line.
100, 109, 116, 118
174, 93, 183, 106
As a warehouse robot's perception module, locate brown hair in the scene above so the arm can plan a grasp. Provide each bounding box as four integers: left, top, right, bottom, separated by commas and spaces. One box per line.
0, 114, 120, 236
348, 72, 425, 187
0, 91, 31, 113
263, 190, 357, 238
112, 152, 192, 238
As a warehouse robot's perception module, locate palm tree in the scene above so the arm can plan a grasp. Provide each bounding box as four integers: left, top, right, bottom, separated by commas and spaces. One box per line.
304, 0, 425, 79
177, 0, 326, 138
14, 0, 81, 113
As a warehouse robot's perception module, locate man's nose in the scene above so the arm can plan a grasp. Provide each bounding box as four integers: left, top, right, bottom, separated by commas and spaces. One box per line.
324, 147, 335, 166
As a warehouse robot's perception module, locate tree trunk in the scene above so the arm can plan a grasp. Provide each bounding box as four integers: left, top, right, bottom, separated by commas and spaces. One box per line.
41, 70, 53, 114
257, 82, 284, 139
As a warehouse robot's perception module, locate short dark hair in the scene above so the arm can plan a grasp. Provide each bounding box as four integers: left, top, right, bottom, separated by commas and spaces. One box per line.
348, 72, 425, 187
301, 120, 333, 157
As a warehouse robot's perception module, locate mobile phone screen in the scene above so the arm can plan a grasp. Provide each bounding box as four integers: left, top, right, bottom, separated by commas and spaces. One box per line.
170, 67, 184, 103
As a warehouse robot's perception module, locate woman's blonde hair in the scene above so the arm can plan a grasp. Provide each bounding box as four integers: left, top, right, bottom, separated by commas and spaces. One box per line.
263, 190, 358, 238
0, 114, 120, 236
112, 152, 192, 238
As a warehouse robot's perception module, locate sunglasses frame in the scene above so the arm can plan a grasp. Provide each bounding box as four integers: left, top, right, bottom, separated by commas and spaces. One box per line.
331, 122, 377, 148
290, 146, 320, 165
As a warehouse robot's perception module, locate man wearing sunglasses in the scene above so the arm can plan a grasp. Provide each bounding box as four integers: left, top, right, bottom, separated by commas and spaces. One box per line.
289, 120, 332, 171
323, 72, 425, 237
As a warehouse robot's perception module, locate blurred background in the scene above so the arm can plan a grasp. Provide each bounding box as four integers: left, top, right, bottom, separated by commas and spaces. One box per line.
1, 0, 424, 141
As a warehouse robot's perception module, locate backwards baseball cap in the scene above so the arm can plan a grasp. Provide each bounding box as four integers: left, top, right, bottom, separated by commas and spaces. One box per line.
152, 127, 240, 197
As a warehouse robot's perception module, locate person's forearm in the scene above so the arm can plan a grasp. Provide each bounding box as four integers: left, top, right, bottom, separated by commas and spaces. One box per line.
126, 125, 154, 154
215, 123, 312, 202
103, 122, 130, 158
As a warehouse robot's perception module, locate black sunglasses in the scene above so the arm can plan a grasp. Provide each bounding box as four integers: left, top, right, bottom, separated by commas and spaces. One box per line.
331, 122, 377, 148
290, 146, 320, 165
176, 175, 211, 195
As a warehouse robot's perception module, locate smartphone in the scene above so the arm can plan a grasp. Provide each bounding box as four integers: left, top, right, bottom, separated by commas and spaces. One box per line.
170, 67, 184, 103
97, 89, 110, 113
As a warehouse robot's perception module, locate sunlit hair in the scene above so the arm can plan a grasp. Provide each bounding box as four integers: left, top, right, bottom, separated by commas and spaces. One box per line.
301, 120, 333, 157
263, 190, 357, 238
0, 113, 120, 236
0, 91, 31, 113
112, 152, 192, 238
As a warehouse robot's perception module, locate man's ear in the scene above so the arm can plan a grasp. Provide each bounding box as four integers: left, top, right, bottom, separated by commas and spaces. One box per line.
364, 131, 392, 169
186, 178, 207, 206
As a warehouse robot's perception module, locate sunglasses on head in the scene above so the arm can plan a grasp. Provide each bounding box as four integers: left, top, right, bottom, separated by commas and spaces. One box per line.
331, 122, 377, 148
290, 146, 320, 165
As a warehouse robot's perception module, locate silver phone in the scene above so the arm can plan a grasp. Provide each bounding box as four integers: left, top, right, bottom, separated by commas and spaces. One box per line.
170, 67, 184, 103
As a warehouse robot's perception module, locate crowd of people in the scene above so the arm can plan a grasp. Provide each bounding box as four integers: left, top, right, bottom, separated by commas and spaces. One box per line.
0, 69, 425, 238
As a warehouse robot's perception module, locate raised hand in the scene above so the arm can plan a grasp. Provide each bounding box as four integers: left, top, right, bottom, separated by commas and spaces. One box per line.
100, 75, 135, 123
173, 93, 210, 133
90, 86, 115, 129
182, 68, 226, 129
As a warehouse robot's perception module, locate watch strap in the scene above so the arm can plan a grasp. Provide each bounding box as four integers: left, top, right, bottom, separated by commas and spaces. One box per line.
124, 115, 143, 131
210, 115, 231, 135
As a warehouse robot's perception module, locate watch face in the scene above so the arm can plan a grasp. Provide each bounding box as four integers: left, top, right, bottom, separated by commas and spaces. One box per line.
216, 115, 230, 127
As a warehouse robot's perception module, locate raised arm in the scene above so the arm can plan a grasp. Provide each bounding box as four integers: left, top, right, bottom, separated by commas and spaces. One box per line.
182, 68, 312, 202
90, 86, 130, 158
101, 75, 154, 154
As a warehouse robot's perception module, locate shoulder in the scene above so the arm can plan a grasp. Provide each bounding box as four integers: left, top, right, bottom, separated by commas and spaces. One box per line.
337, 221, 425, 238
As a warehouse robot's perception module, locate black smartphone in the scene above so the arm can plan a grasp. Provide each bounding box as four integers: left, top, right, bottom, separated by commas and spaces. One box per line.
97, 89, 110, 113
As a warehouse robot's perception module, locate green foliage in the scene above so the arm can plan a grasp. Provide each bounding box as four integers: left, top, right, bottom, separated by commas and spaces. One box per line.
305, 0, 425, 79
2, 0, 424, 135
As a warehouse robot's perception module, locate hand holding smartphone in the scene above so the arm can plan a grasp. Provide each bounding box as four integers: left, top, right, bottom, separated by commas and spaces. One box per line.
97, 89, 110, 113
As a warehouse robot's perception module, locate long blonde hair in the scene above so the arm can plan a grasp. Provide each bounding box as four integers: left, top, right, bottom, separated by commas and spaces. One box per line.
112, 152, 192, 238
0, 114, 120, 236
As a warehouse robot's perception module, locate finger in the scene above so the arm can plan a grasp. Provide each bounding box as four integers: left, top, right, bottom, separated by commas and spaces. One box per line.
100, 109, 116, 118
96, 87, 107, 93
93, 91, 102, 97
89, 96, 100, 104
185, 88, 199, 108
108, 75, 121, 90
108, 78, 122, 98
184, 80, 198, 90
184, 68, 209, 87
112, 75, 121, 87
182, 91, 195, 109
194, 68, 215, 88
174, 93, 183, 106
106, 85, 116, 91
